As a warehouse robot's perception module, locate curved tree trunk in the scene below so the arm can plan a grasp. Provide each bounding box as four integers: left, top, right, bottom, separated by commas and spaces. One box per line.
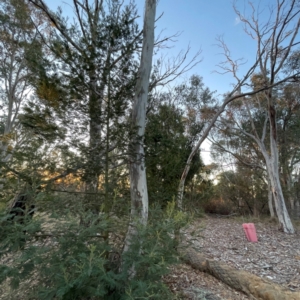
181, 246, 300, 300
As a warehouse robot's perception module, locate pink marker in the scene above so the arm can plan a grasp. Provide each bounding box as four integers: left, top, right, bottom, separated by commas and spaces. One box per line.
242, 223, 258, 242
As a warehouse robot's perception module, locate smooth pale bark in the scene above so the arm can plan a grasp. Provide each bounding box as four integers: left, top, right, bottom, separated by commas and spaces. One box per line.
123, 0, 156, 254
266, 92, 294, 233
268, 169, 294, 233
265, 158, 294, 233
256, 0, 299, 233
236, 97, 294, 232
253, 120, 294, 233
244, 102, 294, 232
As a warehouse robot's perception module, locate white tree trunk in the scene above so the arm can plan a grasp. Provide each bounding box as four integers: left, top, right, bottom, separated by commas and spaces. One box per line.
123, 0, 156, 254
264, 137, 294, 233
268, 167, 294, 233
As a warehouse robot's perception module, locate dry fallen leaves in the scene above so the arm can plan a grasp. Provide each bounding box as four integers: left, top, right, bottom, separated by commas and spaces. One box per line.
165, 215, 300, 299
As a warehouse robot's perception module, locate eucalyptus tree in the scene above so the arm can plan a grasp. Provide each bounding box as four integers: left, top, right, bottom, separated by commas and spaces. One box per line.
277, 82, 300, 210
210, 94, 278, 217
0, 0, 47, 191
26, 0, 143, 215
224, 0, 300, 233
210, 115, 275, 217
178, 0, 300, 233
213, 74, 300, 231
171, 75, 217, 209
122, 0, 156, 260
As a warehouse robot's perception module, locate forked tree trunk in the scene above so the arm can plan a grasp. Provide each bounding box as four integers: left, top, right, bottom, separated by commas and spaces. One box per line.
252, 133, 294, 233
123, 0, 156, 254
262, 121, 294, 233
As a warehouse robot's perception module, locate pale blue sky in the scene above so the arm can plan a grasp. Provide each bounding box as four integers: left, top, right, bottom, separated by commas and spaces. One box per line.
46, 0, 272, 96
155, 0, 254, 95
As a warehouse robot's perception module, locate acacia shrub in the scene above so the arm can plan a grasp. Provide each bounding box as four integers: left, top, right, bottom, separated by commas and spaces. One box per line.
0, 199, 187, 299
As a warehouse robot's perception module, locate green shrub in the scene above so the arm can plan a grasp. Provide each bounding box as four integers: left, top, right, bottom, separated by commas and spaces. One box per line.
0, 204, 187, 299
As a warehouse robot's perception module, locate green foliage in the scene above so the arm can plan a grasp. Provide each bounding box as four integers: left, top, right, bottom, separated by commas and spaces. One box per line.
0, 120, 4, 135
145, 104, 203, 206
184, 172, 214, 214
0, 204, 187, 300
12, 0, 143, 204
213, 168, 268, 215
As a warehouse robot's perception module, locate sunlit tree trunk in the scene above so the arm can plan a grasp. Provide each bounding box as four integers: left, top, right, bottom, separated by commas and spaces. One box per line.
123, 0, 156, 254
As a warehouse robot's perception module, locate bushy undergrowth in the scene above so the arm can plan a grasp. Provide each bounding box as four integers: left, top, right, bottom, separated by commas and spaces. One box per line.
0, 202, 188, 299
203, 198, 233, 215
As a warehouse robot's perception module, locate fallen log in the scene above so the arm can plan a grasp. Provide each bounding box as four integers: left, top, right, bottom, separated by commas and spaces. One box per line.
181, 246, 300, 300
